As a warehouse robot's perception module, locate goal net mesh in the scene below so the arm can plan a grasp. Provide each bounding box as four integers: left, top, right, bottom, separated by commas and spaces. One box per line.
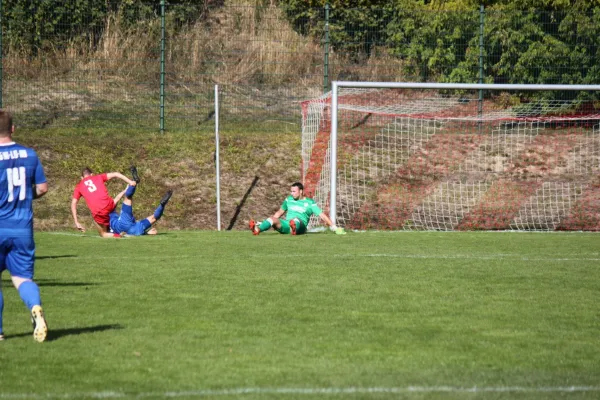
301, 87, 600, 231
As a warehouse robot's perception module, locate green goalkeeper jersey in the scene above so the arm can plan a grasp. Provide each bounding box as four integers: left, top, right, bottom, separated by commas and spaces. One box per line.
281, 195, 322, 226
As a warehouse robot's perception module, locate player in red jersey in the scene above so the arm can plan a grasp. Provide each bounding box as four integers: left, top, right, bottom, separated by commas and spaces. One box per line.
71, 167, 138, 238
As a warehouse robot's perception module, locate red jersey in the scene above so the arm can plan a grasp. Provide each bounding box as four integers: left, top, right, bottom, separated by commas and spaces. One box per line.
73, 173, 115, 218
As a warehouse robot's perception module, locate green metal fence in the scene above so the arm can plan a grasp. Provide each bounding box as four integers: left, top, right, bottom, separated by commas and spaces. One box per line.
1, 1, 599, 132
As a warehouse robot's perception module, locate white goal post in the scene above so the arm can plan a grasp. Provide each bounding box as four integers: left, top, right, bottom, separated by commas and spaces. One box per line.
301, 82, 600, 231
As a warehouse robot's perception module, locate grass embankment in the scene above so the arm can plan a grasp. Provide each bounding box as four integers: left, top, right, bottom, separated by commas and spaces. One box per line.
17, 122, 301, 232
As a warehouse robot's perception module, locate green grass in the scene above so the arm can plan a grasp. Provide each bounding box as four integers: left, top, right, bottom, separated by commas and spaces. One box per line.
1, 231, 599, 399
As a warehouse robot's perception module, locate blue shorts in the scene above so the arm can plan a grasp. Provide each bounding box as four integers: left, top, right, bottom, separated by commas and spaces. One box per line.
111, 204, 152, 236
0, 235, 35, 279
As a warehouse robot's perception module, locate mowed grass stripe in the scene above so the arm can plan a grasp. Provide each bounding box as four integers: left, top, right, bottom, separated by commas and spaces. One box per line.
38, 252, 600, 262
1, 385, 600, 399
0, 231, 598, 399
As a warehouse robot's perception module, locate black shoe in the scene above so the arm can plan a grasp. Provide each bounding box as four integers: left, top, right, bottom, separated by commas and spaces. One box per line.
160, 190, 173, 207
130, 166, 140, 183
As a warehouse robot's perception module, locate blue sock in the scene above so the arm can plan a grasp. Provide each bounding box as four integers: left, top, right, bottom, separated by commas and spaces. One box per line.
18, 281, 41, 311
153, 205, 164, 219
125, 185, 136, 198
0, 290, 4, 334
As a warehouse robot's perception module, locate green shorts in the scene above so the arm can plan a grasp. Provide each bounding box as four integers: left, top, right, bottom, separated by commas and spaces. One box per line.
277, 218, 307, 235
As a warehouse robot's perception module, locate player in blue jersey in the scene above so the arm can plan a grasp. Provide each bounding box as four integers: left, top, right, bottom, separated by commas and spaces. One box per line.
249, 182, 346, 235
108, 177, 173, 237
0, 110, 49, 342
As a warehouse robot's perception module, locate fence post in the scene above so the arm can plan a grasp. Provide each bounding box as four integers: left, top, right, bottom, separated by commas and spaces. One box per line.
160, 0, 166, 133
323, 3, 330, 94
215, 85, 221, 231
478, 4, 485, 117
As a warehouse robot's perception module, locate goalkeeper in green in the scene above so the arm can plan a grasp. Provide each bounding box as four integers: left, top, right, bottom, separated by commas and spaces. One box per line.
249, 182, 345, 235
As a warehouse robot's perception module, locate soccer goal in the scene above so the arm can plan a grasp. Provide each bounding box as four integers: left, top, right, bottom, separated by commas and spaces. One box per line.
301, 82, 600, 231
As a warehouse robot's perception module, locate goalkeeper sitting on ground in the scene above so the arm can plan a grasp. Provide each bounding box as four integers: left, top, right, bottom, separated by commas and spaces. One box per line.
249, 182, 345, 235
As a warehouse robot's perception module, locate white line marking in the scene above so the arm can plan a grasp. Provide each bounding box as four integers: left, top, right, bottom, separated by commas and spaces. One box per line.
343, 254, 600, 261
43, 232, 172, 240
44, 232, 96, 238
1, 386, 599, 399
345, 230, 600, 235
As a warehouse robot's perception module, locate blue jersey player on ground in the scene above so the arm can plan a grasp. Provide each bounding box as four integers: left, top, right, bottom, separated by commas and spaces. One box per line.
108, 169, 172, 237
0, 110, 49, 342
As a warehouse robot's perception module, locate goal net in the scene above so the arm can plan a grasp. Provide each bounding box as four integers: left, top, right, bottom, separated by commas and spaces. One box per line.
301, 82, 600, 231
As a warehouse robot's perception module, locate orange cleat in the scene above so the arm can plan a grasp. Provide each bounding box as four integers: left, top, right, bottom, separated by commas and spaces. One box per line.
249, 219, 259, 235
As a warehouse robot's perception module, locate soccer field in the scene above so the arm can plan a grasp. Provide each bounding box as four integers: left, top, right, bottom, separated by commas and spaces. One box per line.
0, 231, 599, 400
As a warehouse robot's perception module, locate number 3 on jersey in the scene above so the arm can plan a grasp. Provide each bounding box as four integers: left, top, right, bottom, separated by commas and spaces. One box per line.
84, 179, 97, 193
6, 166, 26, 202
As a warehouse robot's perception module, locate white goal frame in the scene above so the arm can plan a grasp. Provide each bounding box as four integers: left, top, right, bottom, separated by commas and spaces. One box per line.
327, 81, 600, 227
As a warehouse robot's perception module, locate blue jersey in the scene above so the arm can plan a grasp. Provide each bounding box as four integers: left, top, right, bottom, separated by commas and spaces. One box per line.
0, 142, 47, 236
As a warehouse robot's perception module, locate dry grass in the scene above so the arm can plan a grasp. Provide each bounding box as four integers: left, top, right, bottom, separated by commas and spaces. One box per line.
2, 1, 398, 92
4, 2, 323, 88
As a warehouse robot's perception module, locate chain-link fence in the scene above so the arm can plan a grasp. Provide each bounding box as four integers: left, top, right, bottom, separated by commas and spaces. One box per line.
1, 1, 599, 132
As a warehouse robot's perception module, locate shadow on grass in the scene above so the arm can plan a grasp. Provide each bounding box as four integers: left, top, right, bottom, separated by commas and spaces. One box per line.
7, 324, 124, 341
0, 279, 97, 287
35, 280, 99, 287
227, 175, 259, 230
37, 255, 77, 260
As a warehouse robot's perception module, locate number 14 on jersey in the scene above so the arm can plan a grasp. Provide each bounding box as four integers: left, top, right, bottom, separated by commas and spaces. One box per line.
6, 166, 26, 202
